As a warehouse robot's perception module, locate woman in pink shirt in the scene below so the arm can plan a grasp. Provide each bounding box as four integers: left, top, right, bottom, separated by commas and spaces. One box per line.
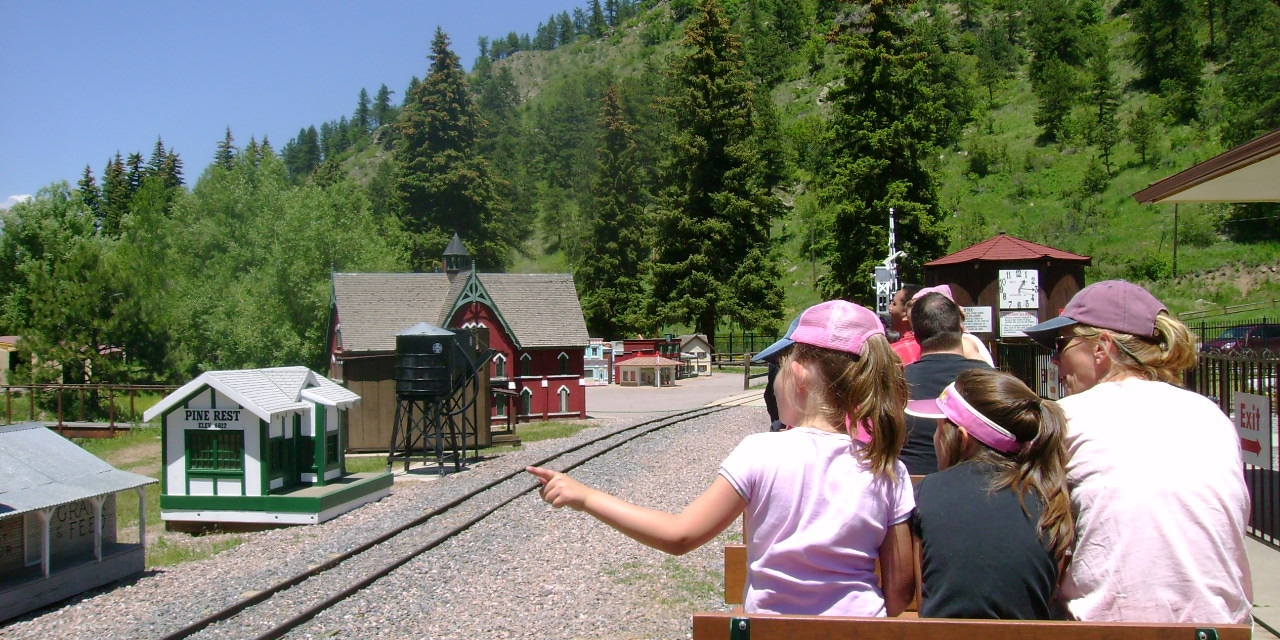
528, 300, 916, 616
1024, 280, 1253, 624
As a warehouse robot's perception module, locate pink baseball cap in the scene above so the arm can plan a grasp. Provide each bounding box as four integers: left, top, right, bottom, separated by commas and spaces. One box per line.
753, 300, 885, 363
911, 284, 954, 303
1024, 280, 1167, 349
905, 382, 1021, 454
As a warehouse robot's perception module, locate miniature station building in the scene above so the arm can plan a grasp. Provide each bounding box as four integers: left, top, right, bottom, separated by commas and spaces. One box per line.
141, 366, 391, 530
612, 336, 685, 387
329, 235, 591, 451
0, 422, 156, 622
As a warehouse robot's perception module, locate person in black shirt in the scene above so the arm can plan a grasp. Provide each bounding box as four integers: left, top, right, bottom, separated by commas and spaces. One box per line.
900, 292, 992, 474
906, 369, 1074, 619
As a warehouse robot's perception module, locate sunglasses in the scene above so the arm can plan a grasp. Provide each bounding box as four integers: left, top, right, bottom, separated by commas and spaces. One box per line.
1052, 335, 1085, 360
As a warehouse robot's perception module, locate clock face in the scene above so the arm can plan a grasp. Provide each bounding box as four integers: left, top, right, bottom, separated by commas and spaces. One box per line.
999, 269, 1039, 309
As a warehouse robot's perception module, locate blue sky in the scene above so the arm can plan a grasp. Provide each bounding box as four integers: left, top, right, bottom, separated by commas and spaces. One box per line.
0, 1, 579, 209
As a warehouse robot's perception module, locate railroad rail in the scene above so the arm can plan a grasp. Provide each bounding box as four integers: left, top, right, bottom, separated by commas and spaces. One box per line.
158, 396, 756, 640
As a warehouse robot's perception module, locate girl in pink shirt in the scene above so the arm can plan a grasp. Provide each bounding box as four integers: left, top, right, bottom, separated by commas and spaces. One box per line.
527, 300, 916, 616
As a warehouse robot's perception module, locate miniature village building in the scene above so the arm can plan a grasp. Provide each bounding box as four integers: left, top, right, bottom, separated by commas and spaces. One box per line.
141, 367, 391, 530
678, 334, 714, 377
0, 422, 156, 622
330, 236, 590, 451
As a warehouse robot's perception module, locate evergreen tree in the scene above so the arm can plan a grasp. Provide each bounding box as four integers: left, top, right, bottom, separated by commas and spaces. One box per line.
1025, 0, 1092, 141
100, 153, 130, 237
394, 28, 521, 271
1086, 42, 1121, 174
354, 87, 372, 136
1126, 105, 1158, 165
649, 0, 785, 343
816, 0, 951, 301
1128, 0, 1201, 120
589, 0, 607, 37
576, 85, 650, 339
1219, 0, 1280, 241
77, 165, 101, 221
373, 83, 396, 128
975, 21, 1017, 103
214, 126, 237, 168
1220, 0, 1280, 147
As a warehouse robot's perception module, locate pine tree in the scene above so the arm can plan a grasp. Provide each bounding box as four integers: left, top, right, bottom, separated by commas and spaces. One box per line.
589, 0, 607, 37
816, 0, 951, 301
648, 0, 785, 343
214, 126, 237, 169
1126, 105, 1158, 165
1086, 43, 1121, 174
1025, 0, 1092, 141
1219, 0, 1280, 241
77, 165, 101, 221
576, 85, 650, 339
394, 27, 520, 271
1128, 0, 1202, 120
354, 88, 372, 137
100, 153, 130, 237
373, 83, 396, 128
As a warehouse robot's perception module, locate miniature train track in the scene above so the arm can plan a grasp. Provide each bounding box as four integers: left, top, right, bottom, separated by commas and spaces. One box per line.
158, 397, 755, 640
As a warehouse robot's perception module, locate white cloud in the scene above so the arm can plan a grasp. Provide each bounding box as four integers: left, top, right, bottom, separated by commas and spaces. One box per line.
1, 194, 33, 210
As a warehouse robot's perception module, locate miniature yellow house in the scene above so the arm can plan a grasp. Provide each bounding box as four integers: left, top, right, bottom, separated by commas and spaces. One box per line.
142, 366, 391, 529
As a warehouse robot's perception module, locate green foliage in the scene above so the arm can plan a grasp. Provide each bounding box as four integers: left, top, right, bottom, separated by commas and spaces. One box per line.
576, 85, 652, 339
815, 0, 952, 302
394, 28, 522, 271
648, 0, 785, 341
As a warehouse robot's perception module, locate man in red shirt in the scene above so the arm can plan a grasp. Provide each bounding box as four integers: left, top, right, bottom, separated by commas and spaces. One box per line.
888, 284, 922, 365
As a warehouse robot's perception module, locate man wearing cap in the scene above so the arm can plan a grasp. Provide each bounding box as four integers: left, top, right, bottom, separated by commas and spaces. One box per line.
900, 291, 993, 475
1022, 280, 1252, 624
888, 284, 923, 365
755, 314, 802, 432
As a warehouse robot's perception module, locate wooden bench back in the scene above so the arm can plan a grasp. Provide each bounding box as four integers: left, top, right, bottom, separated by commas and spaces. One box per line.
691, 612, 1251, 640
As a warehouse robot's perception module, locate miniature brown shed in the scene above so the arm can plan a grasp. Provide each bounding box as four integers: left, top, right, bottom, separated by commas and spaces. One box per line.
922, 233, 1092, 340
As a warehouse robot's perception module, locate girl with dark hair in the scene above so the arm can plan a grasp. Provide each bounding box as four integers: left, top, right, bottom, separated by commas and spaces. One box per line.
906, 368, 1073, 619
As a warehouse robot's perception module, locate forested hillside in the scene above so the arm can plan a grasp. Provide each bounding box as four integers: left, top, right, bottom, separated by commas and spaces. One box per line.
2, 0, 1278, 386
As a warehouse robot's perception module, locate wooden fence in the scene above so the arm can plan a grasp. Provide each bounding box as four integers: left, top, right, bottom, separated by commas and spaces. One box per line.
1, 384, 178, 430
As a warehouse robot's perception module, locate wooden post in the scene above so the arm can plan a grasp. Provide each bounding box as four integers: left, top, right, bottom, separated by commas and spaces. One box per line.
743, 357, 751, 391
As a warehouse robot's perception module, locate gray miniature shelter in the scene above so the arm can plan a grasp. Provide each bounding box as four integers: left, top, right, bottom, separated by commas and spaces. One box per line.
0, 422, 156, 622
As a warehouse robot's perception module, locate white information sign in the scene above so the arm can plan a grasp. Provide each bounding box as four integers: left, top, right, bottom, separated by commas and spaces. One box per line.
962, 306, 993, 334
1233, 391, 1273, 469
999, 310, 1039, 338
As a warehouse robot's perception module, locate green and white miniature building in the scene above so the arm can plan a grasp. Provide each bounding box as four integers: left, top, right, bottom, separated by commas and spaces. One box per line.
142, 366, 391, 528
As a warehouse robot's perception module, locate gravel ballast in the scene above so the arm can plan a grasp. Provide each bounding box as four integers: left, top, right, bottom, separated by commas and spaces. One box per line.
2, 404, 766, 640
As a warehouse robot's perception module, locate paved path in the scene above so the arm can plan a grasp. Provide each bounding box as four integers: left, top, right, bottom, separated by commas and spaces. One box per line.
584, 370, 766, 420
1251, 537, 1280, 638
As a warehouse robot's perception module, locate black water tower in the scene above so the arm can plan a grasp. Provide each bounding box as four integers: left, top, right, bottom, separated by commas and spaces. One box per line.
395, 323, 455, 399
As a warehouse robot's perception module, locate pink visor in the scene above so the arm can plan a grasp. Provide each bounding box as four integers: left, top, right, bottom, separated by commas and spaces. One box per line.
905, 382, 1020, 454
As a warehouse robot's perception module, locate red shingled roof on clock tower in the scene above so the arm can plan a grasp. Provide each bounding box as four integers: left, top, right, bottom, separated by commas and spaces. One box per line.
926, 232, 1091, 266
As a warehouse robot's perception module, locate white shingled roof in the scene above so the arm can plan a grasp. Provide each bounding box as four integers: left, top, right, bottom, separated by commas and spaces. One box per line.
143, 366, 359, 423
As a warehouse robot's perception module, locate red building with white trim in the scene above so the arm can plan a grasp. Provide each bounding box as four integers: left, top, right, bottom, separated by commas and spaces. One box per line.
328, 236, 590, 451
